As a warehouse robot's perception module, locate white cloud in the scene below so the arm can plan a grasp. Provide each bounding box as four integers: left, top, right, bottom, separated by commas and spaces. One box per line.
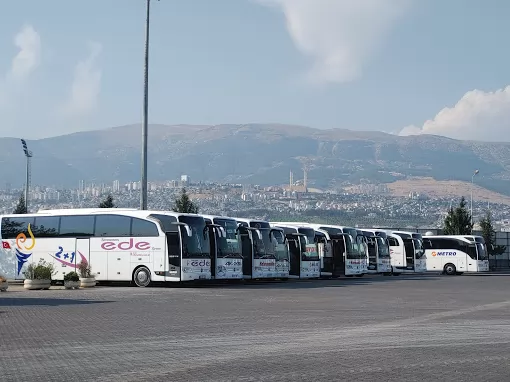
0, 25, 41, 107
7, 24, 41, 81
258, 0, 411, 84
399, 86, 510, 142
61, 42, 102, 117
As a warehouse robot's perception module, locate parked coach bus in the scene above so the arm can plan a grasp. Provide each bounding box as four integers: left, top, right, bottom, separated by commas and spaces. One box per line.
202, 215, 243, 280
0, 208, 212, 286
270, 223, 320, 279
386, 231, 426, 275
422, 235, 489, 275
234, 218, 289, 279
276, 223, 365, 277
360, 229, 392, 275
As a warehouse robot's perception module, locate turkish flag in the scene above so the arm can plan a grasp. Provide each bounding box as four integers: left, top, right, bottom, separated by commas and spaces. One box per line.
2, 241, 11, 249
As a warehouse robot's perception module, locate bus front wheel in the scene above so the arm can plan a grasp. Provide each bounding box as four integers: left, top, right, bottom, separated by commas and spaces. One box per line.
444, 263, 456, 276
133, 266, 151, 287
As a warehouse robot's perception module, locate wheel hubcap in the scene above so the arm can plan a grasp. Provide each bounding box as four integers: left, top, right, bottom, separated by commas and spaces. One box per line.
137, 271, 148, 284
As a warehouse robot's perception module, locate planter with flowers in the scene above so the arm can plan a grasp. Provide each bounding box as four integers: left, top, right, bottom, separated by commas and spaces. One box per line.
23, 260, 55, 290
0, 275, 8, 292
63, 271, 80, 289
78, 261, 96, 288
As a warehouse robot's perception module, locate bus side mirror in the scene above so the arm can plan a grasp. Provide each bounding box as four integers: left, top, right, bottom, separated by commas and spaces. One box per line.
185, 225, 192, 237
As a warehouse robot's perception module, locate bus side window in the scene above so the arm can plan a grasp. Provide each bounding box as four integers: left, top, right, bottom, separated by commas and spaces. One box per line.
423, 239, 432, 250
1, 217, 35, 239
131, 218, 159, 237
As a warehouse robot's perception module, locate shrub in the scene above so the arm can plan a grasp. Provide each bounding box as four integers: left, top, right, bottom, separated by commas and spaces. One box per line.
63, 271, 79, 282
0, 275, 6, 282
78, 260, 93, 278
23, 260, 55, 280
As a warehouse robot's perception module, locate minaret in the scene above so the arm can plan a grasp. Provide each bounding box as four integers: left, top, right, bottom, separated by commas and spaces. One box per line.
303, 167, 308, 192
289, 170, 293, 192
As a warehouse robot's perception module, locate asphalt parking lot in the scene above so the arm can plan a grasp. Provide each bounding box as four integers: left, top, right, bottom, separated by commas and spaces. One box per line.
1, 274, 510, 382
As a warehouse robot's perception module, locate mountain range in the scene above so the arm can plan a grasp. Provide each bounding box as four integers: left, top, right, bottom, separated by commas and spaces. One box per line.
1, 123, 509, 196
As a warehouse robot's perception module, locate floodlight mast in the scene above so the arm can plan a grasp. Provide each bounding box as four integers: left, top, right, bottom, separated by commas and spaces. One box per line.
20, 139, 33, 213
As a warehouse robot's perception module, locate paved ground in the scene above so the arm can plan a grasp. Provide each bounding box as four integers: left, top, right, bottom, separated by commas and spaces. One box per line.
1, 274, 510, 382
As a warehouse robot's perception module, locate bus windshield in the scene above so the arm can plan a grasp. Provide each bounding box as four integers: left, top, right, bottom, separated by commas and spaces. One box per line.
298, 235, 319, 261
342, 235, 358, 259
178, 216, 210, 258
413, 239, 425, 259
376, 237, 390, 258
253, 228, 276, 259
213, 219, 242, 258
476, 243, 488, 260
271, 230, 290, 262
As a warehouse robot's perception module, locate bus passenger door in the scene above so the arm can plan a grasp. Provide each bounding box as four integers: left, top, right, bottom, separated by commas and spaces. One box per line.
166, 232, 181, 281
332, 239, 346, 277
207, 226, 217, 278
76, 238, 92, 277
239, 230, 253, 278
287, 237, 300, 277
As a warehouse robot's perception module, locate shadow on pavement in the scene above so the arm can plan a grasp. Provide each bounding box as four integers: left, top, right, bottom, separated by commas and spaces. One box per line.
0, 298, 113, 307
161, 274, 444, 290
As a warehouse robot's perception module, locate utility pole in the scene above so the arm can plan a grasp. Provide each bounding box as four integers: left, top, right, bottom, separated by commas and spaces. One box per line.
20, 139, 33, 213
141, 0, 159, 209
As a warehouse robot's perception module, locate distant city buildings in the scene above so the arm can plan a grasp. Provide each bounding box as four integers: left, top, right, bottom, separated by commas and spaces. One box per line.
0, 177, 508, 230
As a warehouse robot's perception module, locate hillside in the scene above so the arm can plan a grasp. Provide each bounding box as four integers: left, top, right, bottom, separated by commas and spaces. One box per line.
1, 123, 510, 196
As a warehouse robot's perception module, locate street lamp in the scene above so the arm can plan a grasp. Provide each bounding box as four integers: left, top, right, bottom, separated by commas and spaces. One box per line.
20, 139, 33, 213
141, 0, 159, 210
471, 169, 479, 227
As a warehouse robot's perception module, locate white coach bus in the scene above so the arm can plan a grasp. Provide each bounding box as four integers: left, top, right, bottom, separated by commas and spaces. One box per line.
386, 231, 426, 275
359, 229, 392, 275
271, 223, 321, 279
202, 215, 243, 280
234, 218, 289, 279
0, 208, 211, 286
422, 235, 489, 275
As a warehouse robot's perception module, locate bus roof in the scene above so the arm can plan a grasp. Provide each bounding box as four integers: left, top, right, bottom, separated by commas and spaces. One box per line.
5, 209, 205, 220
424, 235, 484, 243
200, 214, 237, 222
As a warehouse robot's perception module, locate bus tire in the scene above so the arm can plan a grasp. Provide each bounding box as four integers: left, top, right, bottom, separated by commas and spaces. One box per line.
444, 263, 456, 276
133, 266, 151, 287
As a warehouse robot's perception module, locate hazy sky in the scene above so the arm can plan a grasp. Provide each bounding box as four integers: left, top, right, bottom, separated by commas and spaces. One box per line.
1, 0, 510, 141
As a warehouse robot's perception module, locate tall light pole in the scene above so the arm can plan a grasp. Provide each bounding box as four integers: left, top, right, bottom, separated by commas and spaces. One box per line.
141, 0, 158, 210
471, 169, 479, 227
20, 139, 33, 213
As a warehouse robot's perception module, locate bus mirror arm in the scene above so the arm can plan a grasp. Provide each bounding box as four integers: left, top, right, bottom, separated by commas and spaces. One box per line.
168, 222, 192, 237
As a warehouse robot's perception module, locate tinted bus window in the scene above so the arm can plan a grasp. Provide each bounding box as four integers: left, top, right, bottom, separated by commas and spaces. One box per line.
1, 217, 35, 239
132, 218, 159, 237
149, 214, 178, 232
33, 216, 60, 237
60, 215, 95, 237
94, 214, 131, 237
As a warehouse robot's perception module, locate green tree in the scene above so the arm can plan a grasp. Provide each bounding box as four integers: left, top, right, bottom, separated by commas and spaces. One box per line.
479, 210, 506, 258
99, 193, 115, 208
173, 188, 199, 213
13, 194, 27, 214
443, 196, 473, 235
